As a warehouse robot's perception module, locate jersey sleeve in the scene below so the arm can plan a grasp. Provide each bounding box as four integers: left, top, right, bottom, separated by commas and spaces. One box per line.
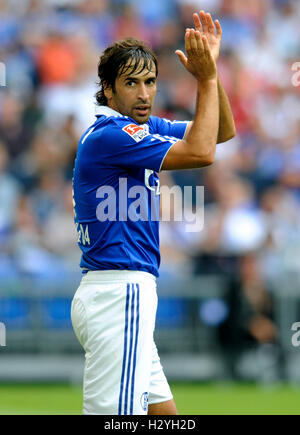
97, 120, 179, 172
149, 116, 189, 139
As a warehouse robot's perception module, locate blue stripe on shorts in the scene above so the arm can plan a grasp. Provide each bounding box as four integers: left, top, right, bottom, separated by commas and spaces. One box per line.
118, 283, 140, 415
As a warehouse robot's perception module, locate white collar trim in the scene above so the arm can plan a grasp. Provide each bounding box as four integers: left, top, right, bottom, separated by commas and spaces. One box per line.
95, 105, 123, 118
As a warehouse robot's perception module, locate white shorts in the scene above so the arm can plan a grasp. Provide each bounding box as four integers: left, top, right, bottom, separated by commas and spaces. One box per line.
71, 270, 173, 415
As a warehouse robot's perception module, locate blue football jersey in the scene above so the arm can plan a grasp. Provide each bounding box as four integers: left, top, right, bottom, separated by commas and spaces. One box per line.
72, 106, 188, 277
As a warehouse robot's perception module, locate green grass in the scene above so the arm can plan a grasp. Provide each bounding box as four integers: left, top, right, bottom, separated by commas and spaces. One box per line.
0, 382, 300, 415
173, 383, 300, 415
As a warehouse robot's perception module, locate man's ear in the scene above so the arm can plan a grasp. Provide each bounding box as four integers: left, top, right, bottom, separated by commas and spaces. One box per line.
103, 82, 113, 101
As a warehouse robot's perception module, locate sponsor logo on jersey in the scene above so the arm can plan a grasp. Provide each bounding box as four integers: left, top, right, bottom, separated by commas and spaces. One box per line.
122, 124, 150, 142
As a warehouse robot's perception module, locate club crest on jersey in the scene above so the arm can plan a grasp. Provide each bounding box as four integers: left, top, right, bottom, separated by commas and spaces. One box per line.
140, 392, 149, 412
122, 123, 150, 142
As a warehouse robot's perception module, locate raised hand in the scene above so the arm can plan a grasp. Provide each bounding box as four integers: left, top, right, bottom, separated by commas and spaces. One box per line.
175, 28, 217, 83
193, 11, 222, 62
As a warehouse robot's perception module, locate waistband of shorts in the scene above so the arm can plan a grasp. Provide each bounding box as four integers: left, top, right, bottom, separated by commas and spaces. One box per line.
81, 270, 156, 283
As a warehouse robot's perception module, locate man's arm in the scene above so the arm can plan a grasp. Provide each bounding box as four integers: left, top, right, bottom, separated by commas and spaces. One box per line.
189, 11, 236, 144
217, 74, 236, 143
183, 74, 236, 144
161, 29, 219, 171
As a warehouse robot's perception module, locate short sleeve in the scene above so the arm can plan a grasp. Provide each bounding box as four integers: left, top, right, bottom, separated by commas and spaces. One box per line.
97, 121, 179, 172
149, 116, 189, 139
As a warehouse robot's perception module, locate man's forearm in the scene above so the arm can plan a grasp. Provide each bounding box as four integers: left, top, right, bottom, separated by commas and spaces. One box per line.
185, 78, 219, 164
216, 74, 236, 143
161, 78, 219, 170
184, 74, 236, 144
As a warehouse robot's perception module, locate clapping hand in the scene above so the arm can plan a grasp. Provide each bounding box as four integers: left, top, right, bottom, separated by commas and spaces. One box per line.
175, 27, 217, 83
193, 11, 222, 62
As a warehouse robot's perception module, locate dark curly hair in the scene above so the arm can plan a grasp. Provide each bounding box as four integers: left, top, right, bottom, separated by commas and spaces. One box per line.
95, 38, 158, 106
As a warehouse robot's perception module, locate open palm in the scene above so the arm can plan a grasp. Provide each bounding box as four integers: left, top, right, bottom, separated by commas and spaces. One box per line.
193, 11, 222, 62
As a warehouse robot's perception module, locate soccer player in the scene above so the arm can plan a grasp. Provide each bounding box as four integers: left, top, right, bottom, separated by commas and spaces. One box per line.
71, 11, 235, 415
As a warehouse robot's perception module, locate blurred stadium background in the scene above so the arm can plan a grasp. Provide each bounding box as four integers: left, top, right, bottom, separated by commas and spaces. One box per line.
0, 0, 300, 414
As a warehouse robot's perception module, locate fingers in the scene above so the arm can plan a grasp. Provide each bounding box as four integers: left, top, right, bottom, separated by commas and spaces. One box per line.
215, 19, 223, 38
201, 35, 210, 54
202, 35, 216, 63
185, 28, 191, 52
195, 31, 204, 51
178, 28, 209, 63
199, 10, 209, 34
193, 10, 222, 37
175, 50, 187, 67
205, 12, 216, 34
177, 28, 216, 80
185, 29, 204, 54
193, 13, 202, 33
190, 29, 198, 51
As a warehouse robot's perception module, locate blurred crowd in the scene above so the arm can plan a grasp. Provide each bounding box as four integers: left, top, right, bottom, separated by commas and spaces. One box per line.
0, 0, 300, 365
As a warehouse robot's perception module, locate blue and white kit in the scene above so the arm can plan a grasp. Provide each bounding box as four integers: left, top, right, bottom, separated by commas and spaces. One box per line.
71, 106, 188, 414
